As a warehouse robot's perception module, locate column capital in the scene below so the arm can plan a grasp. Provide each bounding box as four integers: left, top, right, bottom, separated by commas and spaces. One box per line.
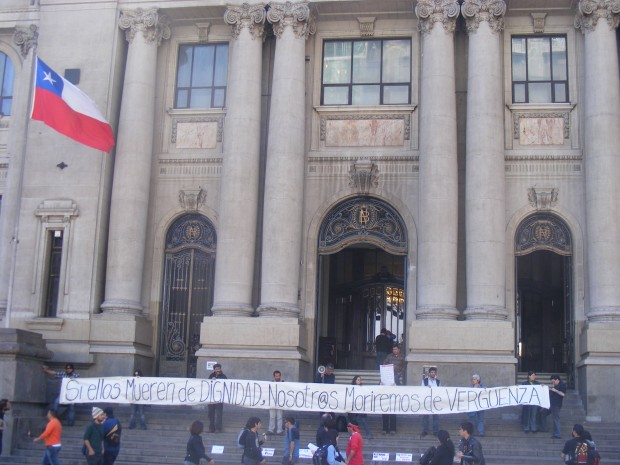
415, 0, 460, 34
575, 0, 620, 33
13, 24, 38, 57
267, 2, 316, 39
461, 0, 506, 33
119, 8, 171, 45
225, 3, 267, 40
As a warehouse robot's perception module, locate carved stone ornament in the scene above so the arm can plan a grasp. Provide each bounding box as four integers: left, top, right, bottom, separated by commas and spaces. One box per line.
196, 22, 211, 43
357, 17, 376, 37
119, 8, 171, 45
13, 24, 38, 57
224, 3, 267, 40
415, 0, 460, 34
178, 188, 207, 211
574, 0, 620, 33
461, 0, 507, 33
267, 2, 316, 39
349, 159, 379, 194
515, 213, 572, 256
528, 187, 558, 211
531, 12, 547, 33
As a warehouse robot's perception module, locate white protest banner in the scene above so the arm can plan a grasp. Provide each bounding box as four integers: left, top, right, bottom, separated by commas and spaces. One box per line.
60, 378, 549, 414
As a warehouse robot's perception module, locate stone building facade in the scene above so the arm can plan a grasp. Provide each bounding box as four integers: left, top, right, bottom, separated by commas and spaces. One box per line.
0, 0, 619, 421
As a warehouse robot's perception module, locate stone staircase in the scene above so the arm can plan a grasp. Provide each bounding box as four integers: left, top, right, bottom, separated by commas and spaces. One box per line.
1, 390, 618, 465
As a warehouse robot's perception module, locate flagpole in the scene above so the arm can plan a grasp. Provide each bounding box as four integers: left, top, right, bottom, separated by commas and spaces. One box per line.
4, 45, 37, 328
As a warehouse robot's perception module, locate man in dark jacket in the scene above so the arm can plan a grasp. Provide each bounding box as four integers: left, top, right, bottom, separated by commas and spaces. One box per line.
208, 364, 228, 433
544, 374, 566, 438
457, 422, 485, 465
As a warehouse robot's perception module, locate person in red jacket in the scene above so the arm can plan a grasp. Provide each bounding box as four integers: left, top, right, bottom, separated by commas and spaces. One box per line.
33, 409, 63, 465
345, 423, 364, 465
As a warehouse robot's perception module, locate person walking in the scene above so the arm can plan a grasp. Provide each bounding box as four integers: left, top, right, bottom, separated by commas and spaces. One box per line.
184, 420, 215, 465
102, 407, 121, 465
429, 430, 455, 465
83, 407, 106, 465
344, 423, 363, 465
33, 409, 62, 465
241, 417, 266, 465
282, 416, 300, 465
457, 422, 485, 465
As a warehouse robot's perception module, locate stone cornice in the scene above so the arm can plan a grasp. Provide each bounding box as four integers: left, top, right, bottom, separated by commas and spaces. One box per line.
119, 8, 171, 45
267, 2, 316, 39
13, 24, 38, 57
224, 3, 267, 40
461, 0, 506, 33
415, 0, 460, 34
575, 0, 620, 33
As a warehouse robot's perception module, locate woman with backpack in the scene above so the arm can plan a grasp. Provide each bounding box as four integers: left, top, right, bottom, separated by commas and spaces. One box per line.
242, 417, 267, 465
184, 420, 214, 465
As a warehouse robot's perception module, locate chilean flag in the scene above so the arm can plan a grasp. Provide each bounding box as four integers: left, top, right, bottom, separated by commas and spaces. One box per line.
31, 57, 115, 152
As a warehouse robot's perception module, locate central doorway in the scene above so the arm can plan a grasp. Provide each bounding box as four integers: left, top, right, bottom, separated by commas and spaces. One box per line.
316, 197, 408, 371
515, 213, 574, 387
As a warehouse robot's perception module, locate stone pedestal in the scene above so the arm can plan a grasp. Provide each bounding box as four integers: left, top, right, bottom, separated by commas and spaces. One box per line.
577, 321, 620, 421
0, 329, 53, 455
195, 317, 309, 381
408, 320, 516, 387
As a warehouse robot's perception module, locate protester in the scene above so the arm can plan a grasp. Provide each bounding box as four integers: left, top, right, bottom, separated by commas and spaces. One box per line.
282, 416, 300, 465
33, 409, 62, 465
241, 417, 266, 465
429, 430, 455, 465
344, 423, 363, 465
184, 420, 214, 465
83, 407, 106, 465
347, 376, 371, 439
42, 364, 79, 426
457, 422, 485, 465
467, 374, 485, 436
102, 407, 121, 465
128, 370, 146, 430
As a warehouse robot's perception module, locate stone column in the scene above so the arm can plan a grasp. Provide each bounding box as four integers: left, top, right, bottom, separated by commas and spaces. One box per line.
258, 2, 314, 317
462, 0, 508, 320
414, 0, 460, 320
0, 25, 38, 322
100, 9, 170, 315
211, 4, 266, 317
575, 0, 620, 321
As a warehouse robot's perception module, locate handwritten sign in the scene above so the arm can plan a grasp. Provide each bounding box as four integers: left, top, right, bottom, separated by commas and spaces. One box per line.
59, 378, 549, 414
211, 446, 224, 454
262, 448, 275, 457
373, 452, 390, 461
395, 453, 413, 462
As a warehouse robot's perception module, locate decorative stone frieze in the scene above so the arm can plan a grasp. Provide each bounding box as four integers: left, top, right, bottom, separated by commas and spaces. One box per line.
195, 22, 211, 43
178, 188, 207, 211
13, 24, 38, 57
515, 213, 572, 256
171, 117, 223, 147
528, 187, 559, 211
531, 12, 547, 33
119, 8, 171, 45
574, 0, 620, 33
224, 3, 266, 40
513, 112, 570, 141
319, 114, 411, 143
267, 2, 316, 39
357, 17, 376, 37
415, 0, 460, 34
348, 159, 379, 194
461, 0, 506, 33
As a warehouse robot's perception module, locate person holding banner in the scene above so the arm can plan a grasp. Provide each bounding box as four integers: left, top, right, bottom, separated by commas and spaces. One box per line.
466, 375, 485, 437
521, 371, 540, 433
208, 364, 228, 433
421, 367, 440, 437
42, 364, 79, 427
269, 371, 285, 435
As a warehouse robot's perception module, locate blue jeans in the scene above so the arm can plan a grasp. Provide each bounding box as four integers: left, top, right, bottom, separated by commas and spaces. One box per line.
129, 404, 146, 429
52, 397, 75, 426
467, 411, 485, 435
41, 445, 62, 465
422, 415, 439, 434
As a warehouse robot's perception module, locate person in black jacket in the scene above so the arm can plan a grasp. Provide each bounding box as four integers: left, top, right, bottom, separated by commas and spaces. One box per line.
208, 364, 228, 433
242, 417, 267, 465
457, 422, 485, 465
184, 421, 214, 465
429, 430, 455, 465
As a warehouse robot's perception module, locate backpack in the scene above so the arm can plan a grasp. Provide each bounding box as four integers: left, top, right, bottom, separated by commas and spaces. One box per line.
105, 422, 121, 445
419, 446, 436, 465
237, 428, 248, 449
585, 441, 601, 465
313, 445, 330, 465
574, 441, 589, 464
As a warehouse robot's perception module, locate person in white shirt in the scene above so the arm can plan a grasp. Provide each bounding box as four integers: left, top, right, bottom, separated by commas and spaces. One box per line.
421, 367, 440, 436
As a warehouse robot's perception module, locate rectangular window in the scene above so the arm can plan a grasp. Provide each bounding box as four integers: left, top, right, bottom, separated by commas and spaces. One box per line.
175, 43, 229, 109
43, 230, 63, 317
511, 35, 568, 104
0, 52, 14, 116
322, 38, 411, 106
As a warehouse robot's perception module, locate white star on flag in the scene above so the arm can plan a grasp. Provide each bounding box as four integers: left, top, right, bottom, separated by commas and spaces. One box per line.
43, 71, 56, 85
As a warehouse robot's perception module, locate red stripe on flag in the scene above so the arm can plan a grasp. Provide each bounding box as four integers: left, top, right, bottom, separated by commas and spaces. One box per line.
31, 87, 115, 152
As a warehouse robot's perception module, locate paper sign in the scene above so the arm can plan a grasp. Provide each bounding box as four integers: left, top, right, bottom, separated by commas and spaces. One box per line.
372, 452, 390, 461
211, 446, 224, 454
300, 449, 313, 459
395, 453, 412, 462
206, 361, 218, 371
307, 443, 318, 453
380, 365, 395, 386
262, 448, 275, 457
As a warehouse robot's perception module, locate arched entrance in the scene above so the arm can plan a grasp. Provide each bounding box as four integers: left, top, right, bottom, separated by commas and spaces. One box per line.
157, 214, 216, 377
515, 213, 574, 386
316, 197, 408, 371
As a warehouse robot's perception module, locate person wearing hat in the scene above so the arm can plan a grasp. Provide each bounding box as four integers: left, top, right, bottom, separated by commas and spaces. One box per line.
42, 363, 79, 426
345, 423, 363, 465
83, 407, 106, 465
